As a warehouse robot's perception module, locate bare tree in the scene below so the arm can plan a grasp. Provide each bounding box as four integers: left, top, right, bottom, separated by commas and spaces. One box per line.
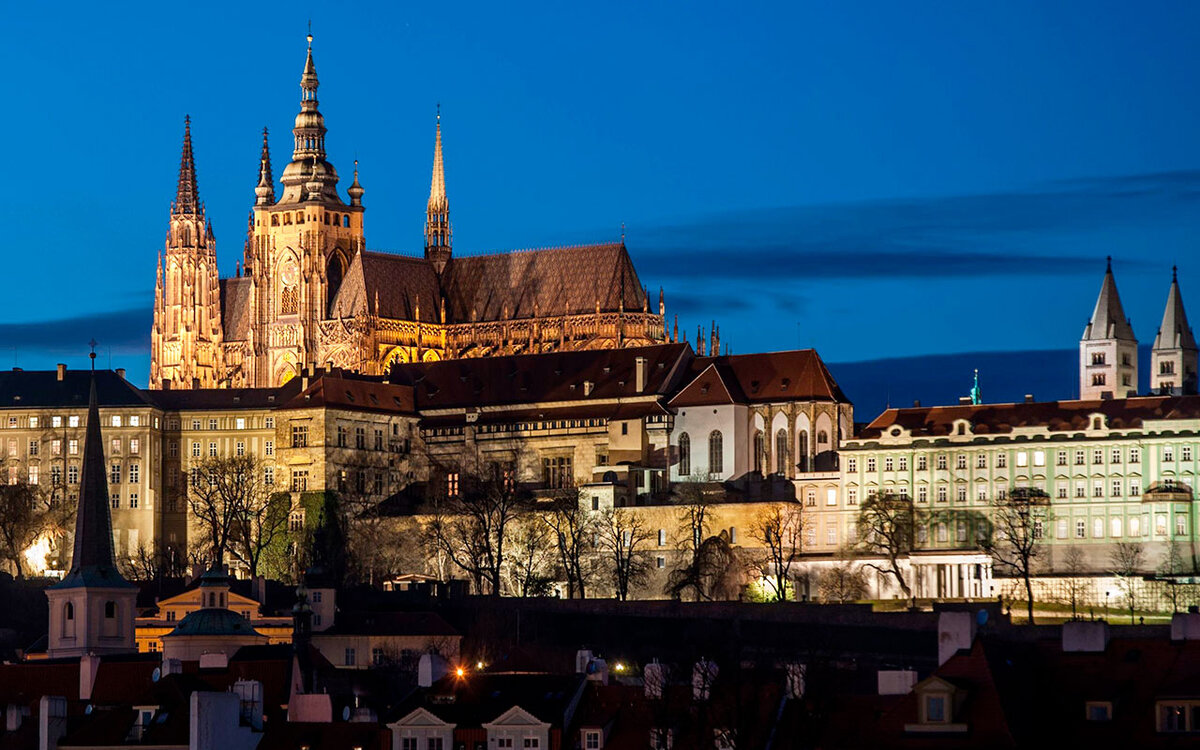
750, 503, 806, 602
507, 515, 554, 597
1111, 541, 1145, 624
980, 487, 1051, 623
0, 480, 73, 579
425, 456, 532, 595
666, 481, 717, 601
542, 490, 597, 599
188, 455, 288, 577
1158, 540, 1190, 614
1062, 546, 1088, 620
597, 507, 653, 601
855, 492, 920, 600
819, 549, 869, 603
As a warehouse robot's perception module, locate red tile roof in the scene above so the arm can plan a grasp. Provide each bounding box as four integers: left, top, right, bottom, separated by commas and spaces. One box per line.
669, 349, 849, 407
856, 394, 1200, 440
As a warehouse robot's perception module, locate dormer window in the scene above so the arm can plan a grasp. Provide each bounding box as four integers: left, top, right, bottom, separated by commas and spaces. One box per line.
925, 694, 947, 722
1157, 700, 1200, 732
906, 677, 967, 733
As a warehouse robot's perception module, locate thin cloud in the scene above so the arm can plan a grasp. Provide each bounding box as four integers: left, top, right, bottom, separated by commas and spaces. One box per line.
0, 308, 150, 352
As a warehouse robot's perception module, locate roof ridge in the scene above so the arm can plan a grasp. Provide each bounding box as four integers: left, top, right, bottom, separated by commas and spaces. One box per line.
455, 241, 625, 259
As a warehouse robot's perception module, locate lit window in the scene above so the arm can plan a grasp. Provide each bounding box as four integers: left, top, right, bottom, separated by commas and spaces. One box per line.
111, 415, 122, 427
1033, 450, 1045, 467
1093, 518, 1104, 538
236, 418, 246, 430
130, 438, 139, 454
69, 416, 79, 428
129, 415, 139, 427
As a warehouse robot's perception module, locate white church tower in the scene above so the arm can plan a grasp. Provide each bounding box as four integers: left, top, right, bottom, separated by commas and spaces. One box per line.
1151, 266, 1198, 395
1080, 257, 1138, 400
44, 358, 138, 658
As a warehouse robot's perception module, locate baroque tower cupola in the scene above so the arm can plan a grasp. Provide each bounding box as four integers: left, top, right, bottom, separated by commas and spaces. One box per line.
425, 107, 452, 273
1151, 266, 1198, 395
1079, 256, 1138, 400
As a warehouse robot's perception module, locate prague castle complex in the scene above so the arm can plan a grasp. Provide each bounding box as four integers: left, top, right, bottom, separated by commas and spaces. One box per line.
150, 35, 666, 390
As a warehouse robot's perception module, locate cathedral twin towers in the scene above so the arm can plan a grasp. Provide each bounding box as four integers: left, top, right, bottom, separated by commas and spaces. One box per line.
150, 35, 666, 390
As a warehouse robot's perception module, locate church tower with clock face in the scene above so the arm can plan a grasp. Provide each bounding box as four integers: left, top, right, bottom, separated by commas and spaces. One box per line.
241, 32, 366, 386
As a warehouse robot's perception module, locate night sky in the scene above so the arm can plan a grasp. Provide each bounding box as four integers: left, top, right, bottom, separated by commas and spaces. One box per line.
3, 2, 1200, 417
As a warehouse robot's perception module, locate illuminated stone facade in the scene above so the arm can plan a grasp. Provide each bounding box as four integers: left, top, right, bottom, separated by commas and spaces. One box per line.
151, 35, 666, 391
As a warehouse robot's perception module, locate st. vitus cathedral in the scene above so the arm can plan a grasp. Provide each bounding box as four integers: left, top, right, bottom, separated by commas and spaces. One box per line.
150, 34, 670, 389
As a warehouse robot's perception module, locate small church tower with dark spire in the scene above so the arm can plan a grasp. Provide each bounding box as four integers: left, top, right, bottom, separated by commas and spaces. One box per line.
150, 116, 226, 389
424, 108, 452, 273
1151, 266, 1198, 395
45, 355, 137, 658
1080, 257, 1139, 399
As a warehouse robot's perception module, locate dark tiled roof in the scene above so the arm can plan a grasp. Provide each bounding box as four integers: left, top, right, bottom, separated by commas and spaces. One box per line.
146, 383, 296, 411
280, 372, 415, 414
256, 722, 390, 750
396, 673, 585, 728
855, 394, 1200, 440
669, 349, 849, 407
390, 343, 690, 410
330, 250, 441, 323
0, 369, 150, 409
441, 243, 648, 322
219, 276, 253, 341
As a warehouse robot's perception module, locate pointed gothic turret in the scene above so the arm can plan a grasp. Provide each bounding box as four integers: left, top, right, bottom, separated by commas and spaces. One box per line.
255, 127, 275, 205
1080, 256, 1138, 399
45, 358, 137, 659
425, 107, 452, 273
173, 116, 200, 217
1151, 266, 1198, 395
151, 117, 225, 390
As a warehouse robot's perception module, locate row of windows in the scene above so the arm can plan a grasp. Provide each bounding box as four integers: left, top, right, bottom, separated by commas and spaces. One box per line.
851, 477, 1151, 504
167, 416, 275, 431
109, 493, 140, 509
846, 445, 1181, 474
267, 211, 351, 228
108, 463, 142, 484
186, 440, 272, 458
7, 414, 146, 429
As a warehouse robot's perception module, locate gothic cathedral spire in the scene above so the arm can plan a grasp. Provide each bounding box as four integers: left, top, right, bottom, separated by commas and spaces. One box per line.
278, 31, 340, 203
1151, 266, 1198, 395
255, 127, 275, 206
425, 107, 452, 273
150, 117, 225, 389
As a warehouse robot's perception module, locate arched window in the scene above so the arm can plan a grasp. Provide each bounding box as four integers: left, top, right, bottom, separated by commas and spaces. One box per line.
281, 287, 298, 315
104, 601, 116, 618
753, 431, 764, 474
65, 602, 74, 620
797, 430, 810, 472
326, 254, 345, 315
709, 430, 723, 475
271, 214, 280, 227
678, 432, 691, 477
776, 429, 789, 475
343, 215, 350, 228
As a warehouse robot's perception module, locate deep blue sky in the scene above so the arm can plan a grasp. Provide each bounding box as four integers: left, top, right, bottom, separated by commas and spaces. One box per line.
3, 2, 1200, 415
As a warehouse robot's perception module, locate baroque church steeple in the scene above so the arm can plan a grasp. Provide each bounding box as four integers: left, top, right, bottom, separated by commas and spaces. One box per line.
1080, 257, 1138, 400
425, 107, 452, 272
151, 117, 225, 389
1151, 266, 1198, 395
45, 358, 137, 659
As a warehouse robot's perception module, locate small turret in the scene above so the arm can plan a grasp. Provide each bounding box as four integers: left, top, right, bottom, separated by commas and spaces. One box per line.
347, 159, 364, 207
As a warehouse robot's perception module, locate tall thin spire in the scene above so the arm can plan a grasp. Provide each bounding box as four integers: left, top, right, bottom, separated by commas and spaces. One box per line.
291, 30, 327, 162
173, 116, 200, 216
1154, 266, 1197, 351
255, 126, 275, 205
425, 105, 452, 271
1082, 257, 1136, 341
56, 356, 133, 589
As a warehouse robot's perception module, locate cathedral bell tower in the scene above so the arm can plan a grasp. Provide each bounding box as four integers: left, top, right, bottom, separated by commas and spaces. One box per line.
244, 32, 366, 386
1080, 257, 1138, 400
150, 117, 225, 389
1151, 266, 1198, 395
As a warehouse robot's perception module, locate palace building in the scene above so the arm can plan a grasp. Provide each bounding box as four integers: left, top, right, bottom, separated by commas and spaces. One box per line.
150, 34, 667, 391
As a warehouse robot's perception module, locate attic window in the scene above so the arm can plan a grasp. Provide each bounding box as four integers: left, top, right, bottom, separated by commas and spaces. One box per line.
345, 390, 355, 402
604, 366, 611, 373
392, 397, 403, 407
780, 378, 790, 390
701, 385, 709, 394
369, 394, 378, 405
750, 380, 760, 393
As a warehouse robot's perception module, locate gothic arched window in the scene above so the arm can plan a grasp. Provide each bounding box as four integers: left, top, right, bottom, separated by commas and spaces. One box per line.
776, 429, 789, 475
281, 287, 298, 315
709, 430, 724, 475
753, 431, 764, 474
678, 432, 691, 477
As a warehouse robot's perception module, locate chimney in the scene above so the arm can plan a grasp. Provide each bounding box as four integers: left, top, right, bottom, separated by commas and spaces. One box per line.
417, 653, 448, 688
38, 696, 67, 750
1025, 394, 1035, 403
937, 612, 976, 665
583, 381, 594, 397
79, 654, 102, 701
877, 669, 918, 695
635, 357, 647, 393
575, 649, 594, 673
116, 368, 126, 380
1063, 620, 1110, 651
913, 399, 921, 408
56, 364, 66, 381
